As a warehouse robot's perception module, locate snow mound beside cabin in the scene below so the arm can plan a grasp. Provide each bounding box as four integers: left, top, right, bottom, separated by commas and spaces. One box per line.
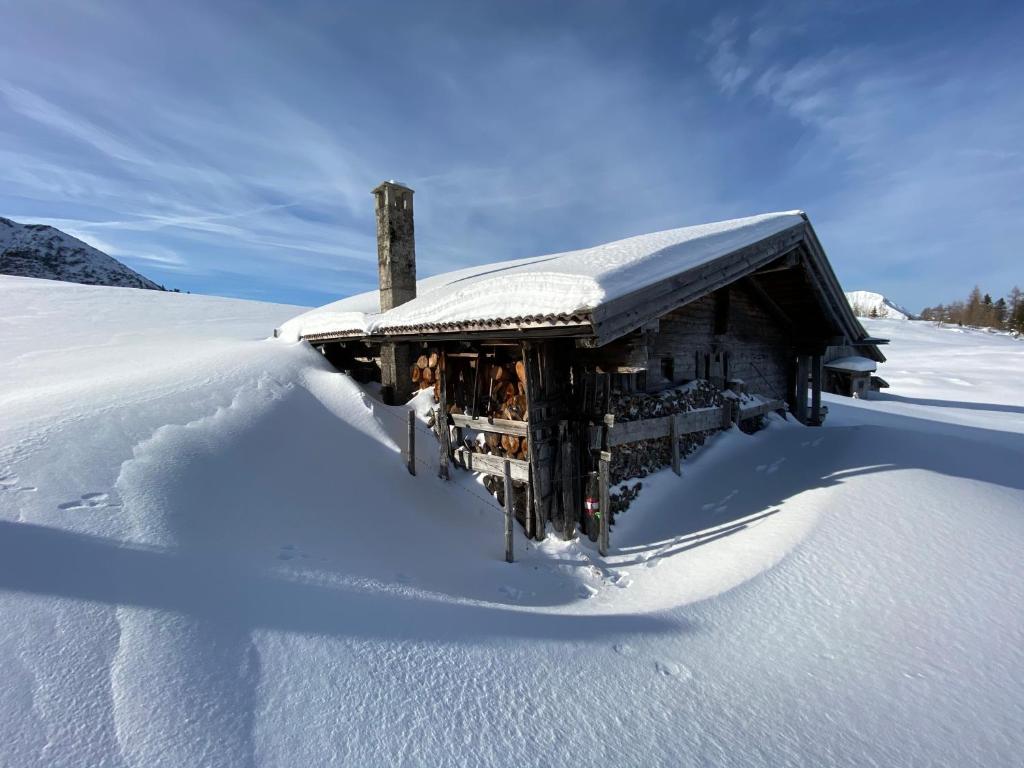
1, 276, 1023, 767
0, 216, 162, 290
846, 289, 913, 320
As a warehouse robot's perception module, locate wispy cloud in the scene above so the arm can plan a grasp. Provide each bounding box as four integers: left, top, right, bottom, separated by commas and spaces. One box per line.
1, 1, 1021, 310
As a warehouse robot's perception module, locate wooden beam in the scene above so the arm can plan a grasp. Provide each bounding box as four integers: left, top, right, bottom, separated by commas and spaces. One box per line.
406, 409, 416, 476
504, 460, 514, 563
594, 406, 726, 447
598, 451, 610, 557
522, 342, 546, 540
453, 447, 530, 482
448, 413, 528, 437
740, 275, 796, 333
810, 354, 823, 426
669, 415, 680, 475
437, 350, 450, 480
737, 399, 786, 420
559, 421, 576, 539
795, 355, 810, 424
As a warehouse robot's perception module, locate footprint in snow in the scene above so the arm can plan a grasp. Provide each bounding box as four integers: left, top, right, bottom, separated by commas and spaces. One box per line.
0, 474, 35, 492
654, 660, 693, 680
755, 464, 767, 472
613, 643, 636, 657
498, 585, 527, 601
58, 492, 119, 511
578, 584, 599, 599
764, 457, 786, 475
609, 572, 632, 589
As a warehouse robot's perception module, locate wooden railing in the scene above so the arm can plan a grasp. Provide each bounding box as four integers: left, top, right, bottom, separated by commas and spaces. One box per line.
589, 398, 786, 449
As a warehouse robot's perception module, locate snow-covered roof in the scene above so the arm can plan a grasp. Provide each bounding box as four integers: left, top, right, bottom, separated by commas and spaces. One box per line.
280, 211, 806, 342
824, 356, 878, 374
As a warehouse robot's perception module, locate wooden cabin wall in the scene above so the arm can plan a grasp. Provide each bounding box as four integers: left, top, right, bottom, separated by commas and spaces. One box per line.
574, 285, 791, 400
583, 284, 791, 400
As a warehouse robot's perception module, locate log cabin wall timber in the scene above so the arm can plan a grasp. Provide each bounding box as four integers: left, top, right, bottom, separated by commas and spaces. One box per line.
575, 282, 792, 402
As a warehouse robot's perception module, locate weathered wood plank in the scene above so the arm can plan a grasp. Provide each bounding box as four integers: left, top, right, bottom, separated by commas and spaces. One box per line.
437, 350, 451, 480
504, 459, 514, 563
406, 409, 416, 476
598, 451, 610, 557
559, 422, 575, 539
453, 447, 530, 482
669, 415, 680, 475
448, 413, 529, 437
737, 399, 785, 420
599, 406, 725, 447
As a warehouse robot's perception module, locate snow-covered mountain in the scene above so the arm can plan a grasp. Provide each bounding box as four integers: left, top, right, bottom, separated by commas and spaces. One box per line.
0, 216, 163, 290
845, 289, 913, 320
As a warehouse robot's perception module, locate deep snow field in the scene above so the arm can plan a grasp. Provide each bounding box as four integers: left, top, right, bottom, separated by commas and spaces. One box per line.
1, 275, 1021, 767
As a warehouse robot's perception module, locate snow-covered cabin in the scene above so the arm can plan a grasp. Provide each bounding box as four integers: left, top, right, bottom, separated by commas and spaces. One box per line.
280, 182, 884, 543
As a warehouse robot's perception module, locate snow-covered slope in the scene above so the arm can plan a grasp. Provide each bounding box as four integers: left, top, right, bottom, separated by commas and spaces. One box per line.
845, 289, 913, 319
0, 216, 162, 290
1, 278, 1021, 767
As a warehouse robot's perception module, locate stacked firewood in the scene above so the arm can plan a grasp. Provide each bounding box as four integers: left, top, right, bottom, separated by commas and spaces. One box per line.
610, 379, 723, 422
410, 352, 441, 401
607, 379, 725, 512
458, 429, 530, 462
455, 360, 529, 422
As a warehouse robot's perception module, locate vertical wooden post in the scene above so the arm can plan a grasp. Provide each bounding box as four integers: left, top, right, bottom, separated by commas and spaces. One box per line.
522, 342, 546, 542
598, 450, 610, 557
503, 459, 514, 563
559, 420, 576, 540
406, 409, 416, 476
810, 353, 823, 426
669, 414, 680, 476
437, 350, 450, 479
795, 354, 810, 425
525, 464, 535, 540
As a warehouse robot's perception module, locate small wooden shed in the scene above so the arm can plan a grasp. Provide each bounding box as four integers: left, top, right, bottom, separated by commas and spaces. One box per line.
280, 183, 884, 545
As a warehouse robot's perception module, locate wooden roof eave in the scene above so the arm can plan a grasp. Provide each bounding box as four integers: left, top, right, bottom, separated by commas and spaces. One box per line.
301, 318, 595, 346
799, 219, 887, 363
588, 223, 808, 347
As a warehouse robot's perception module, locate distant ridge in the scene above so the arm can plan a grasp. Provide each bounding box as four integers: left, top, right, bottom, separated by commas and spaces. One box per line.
845, 290, 913, 320
0, 216, 163, 290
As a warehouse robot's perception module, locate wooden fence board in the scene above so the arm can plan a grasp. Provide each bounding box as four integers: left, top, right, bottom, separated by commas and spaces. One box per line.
448, 413, 529, 437
453, 447, 530, 482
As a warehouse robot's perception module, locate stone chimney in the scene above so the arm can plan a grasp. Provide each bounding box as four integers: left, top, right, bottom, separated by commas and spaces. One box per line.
372, 180, 417, 403
373, 181, 417, 311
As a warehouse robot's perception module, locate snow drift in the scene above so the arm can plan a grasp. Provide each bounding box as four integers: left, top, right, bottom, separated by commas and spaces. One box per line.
1, 276, 1021, 767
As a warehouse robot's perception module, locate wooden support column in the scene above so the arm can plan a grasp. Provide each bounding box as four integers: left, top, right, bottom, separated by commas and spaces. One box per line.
795, 354, 810, 425
503, 460, 514, 563
522, 342, 545, 541
810, 353, 823, 426
525, 465, 535, 540
406, 409, 416, 475
437, 350, 451, 479
598, 451, 610, 557
669, 415, 680, 475
559, 421, 576, 539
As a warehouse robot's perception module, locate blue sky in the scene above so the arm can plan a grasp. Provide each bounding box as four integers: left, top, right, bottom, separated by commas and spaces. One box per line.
2, 0, 1021, 311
